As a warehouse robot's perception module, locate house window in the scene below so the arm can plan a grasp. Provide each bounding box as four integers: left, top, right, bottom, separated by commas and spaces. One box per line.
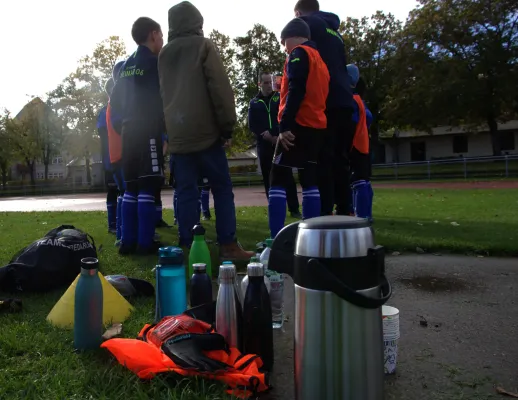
452, 135, 468, 153
500, 131, 515, 151
410, 141, 426, 161
52, 156, 63, 165
58, 173, 64, 179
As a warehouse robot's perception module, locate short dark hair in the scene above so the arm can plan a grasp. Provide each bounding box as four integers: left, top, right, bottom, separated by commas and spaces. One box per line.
131, 17, 161, 45
259, 72, 271, 82
294, 0, 320, 13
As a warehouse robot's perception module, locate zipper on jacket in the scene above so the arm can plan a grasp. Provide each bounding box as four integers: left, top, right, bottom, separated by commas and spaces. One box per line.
257, 96, 275, 130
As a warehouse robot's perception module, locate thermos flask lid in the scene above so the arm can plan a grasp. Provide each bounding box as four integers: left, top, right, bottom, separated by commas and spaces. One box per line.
247, 263, 264, 277
193, 263, 207, 272
219, 265, 236, 279
80, 257, 99, 270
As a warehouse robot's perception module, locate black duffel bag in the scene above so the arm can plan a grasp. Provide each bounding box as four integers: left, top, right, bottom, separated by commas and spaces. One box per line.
0, 225, 97, 293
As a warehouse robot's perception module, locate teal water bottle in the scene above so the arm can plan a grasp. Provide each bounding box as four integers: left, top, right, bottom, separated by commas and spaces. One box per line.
74, 257, 103, 351
156, 246, 186, 320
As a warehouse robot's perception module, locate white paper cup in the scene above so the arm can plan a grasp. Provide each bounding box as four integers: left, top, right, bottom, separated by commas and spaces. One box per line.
382, 305, 400, 341
384, 339, 399, 374
382, 305, 400, 374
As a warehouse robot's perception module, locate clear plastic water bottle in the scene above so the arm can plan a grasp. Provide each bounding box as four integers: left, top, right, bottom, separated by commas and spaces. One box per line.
260, 239, 284, 329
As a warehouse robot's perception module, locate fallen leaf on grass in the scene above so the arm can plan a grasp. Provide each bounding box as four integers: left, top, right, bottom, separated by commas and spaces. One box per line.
496, 387, 518, 398
451, 222, 460, 226
102, 323, 123, 340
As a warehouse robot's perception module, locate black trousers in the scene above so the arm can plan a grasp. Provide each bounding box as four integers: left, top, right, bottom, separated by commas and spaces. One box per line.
318, 108, 355, 215
259, 145, 299, 213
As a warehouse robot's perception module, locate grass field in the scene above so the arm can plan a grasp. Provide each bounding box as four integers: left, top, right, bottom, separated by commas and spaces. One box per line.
1, 188, 517, 399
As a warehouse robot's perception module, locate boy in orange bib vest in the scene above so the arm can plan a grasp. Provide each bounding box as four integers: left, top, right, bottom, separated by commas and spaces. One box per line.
268, 18, 330, 238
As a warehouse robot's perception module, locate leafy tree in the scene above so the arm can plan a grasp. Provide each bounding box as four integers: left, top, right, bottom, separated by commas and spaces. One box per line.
231, 25, 285, 154
386, 0, 518, 155
4, 107, 40, 185
340, 12, 402, 162
234, 24, 285, 118
47, 36, 126, 183
0, 110, 15, 188
208, 30, 238, 92
208, 29, 249, 154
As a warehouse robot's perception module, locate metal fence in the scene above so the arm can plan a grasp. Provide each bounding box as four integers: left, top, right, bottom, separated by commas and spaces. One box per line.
1, 155, 517, 196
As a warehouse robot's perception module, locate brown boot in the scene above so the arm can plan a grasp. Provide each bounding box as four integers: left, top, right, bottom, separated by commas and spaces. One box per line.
219, 241, 255, 261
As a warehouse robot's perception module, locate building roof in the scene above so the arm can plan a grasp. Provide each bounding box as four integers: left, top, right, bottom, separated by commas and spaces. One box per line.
385, 120, 518, 139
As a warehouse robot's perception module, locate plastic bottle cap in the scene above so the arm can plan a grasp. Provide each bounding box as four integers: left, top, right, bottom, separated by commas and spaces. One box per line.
222, 261, 235, 266
219, 265, 236, 279
158, 246, 184, 265
192, 224, 206, 236
193, 263, 207, 272
81, 257, 99, 270
265, 238, 273, 248
247, 263, 264, 277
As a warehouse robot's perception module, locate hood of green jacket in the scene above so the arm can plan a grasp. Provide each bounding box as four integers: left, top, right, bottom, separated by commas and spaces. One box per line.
168, 1, 204, 42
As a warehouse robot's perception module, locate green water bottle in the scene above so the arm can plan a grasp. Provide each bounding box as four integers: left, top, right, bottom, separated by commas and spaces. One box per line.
189, 224, 212, 278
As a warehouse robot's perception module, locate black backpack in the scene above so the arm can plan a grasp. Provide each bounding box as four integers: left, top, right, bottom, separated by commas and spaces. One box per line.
0, 225, 97, 293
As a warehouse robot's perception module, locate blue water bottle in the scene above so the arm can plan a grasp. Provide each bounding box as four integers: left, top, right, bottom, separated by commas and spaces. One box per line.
155, 246, 187, 320
74, 257, 103, 351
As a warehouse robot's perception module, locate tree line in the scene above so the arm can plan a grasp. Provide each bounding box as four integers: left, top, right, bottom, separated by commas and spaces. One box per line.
1, 0, 516, 187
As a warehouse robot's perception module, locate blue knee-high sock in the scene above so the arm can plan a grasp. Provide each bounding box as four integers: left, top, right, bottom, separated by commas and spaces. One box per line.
367, 181, 374, 220
138, 191, 156, 249
268, 186, 287, 238
302, 186, 321, 220
352, 180, 370, 219
156, 204, 163, 224
121, 192, 138, 246
173, 190, 178, 220
107, 200, 116, 230
116, 195, 123, 240
201, 189, 210, 215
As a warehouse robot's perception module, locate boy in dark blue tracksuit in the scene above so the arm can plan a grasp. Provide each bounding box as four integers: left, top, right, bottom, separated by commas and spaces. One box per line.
110, 17, 165, 255
295, 0, 355, 216
248, 72, 301, 218
96, 78, 118, 234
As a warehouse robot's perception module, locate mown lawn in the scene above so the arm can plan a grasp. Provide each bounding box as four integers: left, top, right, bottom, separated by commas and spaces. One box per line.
0, 188, 517, 399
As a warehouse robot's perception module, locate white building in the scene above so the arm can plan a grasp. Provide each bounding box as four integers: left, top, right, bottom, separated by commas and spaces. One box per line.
382, 120, 518, 163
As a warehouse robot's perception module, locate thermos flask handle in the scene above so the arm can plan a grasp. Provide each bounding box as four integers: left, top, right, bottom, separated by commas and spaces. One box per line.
307, 258, 392, 309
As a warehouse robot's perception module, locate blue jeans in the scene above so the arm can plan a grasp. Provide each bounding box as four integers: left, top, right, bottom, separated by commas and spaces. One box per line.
171, 143, 237, 246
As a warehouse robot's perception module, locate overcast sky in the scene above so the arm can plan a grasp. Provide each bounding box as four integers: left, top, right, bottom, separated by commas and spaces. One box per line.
0, 0, 418, 114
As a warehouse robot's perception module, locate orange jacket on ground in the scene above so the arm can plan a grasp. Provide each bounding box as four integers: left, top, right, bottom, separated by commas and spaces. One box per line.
352, 94, 369, 154
278, 44, 330, 130
106, 103, 122, 164
101, 315, 269, 399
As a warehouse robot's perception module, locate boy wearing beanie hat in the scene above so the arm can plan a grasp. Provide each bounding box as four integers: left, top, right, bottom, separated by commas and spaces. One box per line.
347, 64, 374, 221
267, 18, 330, 239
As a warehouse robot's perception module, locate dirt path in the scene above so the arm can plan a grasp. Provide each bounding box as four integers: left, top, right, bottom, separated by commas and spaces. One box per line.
267, 254, 518, 400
